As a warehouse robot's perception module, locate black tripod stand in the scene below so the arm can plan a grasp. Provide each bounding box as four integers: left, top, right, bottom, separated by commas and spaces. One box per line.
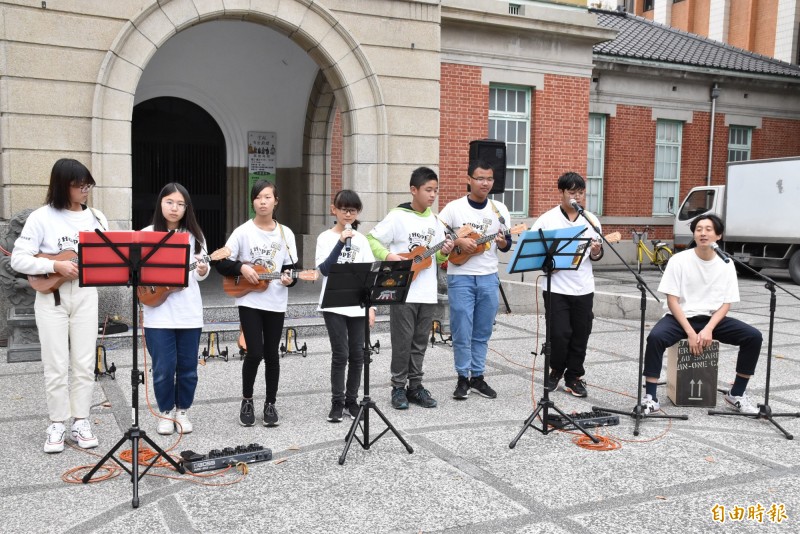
509, 228, 600, 448
322, 260, 415, 464
78, 230, 189, 507
707, 251, 800, 439
568, 206, 689, 435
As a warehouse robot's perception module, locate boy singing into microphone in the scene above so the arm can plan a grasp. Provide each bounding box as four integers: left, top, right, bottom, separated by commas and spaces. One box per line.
367, 167, 453, 409
531, 172, 603, 398
641, 214, 762, 414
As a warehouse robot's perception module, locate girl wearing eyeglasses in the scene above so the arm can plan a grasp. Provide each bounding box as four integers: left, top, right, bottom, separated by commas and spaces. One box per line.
11, 158, 108, 453
315, 190, 375, 423
141, 182, 209, 436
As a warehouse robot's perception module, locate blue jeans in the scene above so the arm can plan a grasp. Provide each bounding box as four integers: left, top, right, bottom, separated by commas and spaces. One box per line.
144, 328, 202, 412
448, 274, 499, 377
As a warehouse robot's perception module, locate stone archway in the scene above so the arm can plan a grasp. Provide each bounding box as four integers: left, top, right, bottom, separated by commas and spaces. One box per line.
91, 0, 388, 232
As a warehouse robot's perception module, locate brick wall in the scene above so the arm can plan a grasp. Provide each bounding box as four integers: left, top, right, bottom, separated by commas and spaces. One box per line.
530, 74, 590, 216
331, 109, 342, 201
752, 117, 800, 158
439, 63, 488, 206
753, 0, 778, 57
728, 0, 755, 50
603, 105, 655, 218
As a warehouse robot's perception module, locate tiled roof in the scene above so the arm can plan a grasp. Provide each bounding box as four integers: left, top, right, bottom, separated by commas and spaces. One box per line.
591, 9, 800, 79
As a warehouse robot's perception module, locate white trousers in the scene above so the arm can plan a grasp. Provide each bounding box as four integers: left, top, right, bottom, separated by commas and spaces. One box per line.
34, 280, 98, 421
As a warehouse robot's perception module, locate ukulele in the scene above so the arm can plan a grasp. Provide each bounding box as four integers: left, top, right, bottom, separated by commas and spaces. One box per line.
399, 226, 472, 281
448, 223, 529, 266
27, 251, 78, 293
137, 247, 231, 307
223, 264, 319, 298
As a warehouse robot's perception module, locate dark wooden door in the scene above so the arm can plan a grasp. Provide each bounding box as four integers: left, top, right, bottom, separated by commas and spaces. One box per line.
132, 97, 226, 249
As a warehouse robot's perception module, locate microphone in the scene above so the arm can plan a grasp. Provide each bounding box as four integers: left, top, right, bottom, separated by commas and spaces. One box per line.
569, 199, 584, 214
710, 242, 730, 263
344, 223, 352, 251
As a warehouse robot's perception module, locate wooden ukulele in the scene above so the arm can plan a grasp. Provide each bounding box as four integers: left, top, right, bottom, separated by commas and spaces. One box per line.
448, 223, 529, 266
399, 226, 472, 281
137, 247, 231, 307
27, 251, 79, 293
223, 264, 319, 298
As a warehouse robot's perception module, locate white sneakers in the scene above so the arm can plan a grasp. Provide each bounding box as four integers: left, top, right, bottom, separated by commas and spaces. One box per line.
725, 392, 760, 415
642, 394, 660, 415
70, 419, 99, 449
157, 409, 193, 435
175, 410, 193, 434
157, 411, 175, 435
44, 422, 66, 453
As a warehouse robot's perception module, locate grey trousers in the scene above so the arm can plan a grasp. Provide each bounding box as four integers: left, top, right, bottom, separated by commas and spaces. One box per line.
390, 302, 435, 389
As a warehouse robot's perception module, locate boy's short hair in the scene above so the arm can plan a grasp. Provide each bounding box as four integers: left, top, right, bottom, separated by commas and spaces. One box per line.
557, 172, 586, 191
410, 166, 438, 189
468, 159, 493, 177
690, 213, 725, 235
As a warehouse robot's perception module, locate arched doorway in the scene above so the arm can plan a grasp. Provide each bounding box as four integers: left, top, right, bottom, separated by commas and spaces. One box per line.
132, 97, 227, 248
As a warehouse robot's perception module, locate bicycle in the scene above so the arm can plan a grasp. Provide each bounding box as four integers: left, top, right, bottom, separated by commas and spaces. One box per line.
632, 226, 673, 274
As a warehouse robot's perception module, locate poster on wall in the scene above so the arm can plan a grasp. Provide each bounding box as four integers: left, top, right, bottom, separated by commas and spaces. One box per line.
247, 131, 277, 218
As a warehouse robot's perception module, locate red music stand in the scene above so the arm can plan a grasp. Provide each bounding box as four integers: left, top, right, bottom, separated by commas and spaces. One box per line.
77, 229, 189, 508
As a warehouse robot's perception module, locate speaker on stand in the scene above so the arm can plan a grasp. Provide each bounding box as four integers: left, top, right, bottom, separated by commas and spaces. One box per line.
468, 139, 507, 195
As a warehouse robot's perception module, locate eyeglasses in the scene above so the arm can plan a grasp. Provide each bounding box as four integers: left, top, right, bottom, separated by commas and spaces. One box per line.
470, 177, 495, 184
71, 183, 94, 192
566, 190, 586, 197
337, 207, 358, 215
163, 200, 187, 211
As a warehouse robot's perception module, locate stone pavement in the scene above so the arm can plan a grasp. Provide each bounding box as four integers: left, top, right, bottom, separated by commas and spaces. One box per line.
1, 268, 799, 533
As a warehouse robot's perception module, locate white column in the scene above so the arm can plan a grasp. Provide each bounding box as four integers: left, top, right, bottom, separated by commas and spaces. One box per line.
654, 0, 671, 26
775, 0, 800, 64
708, 0, 731, 43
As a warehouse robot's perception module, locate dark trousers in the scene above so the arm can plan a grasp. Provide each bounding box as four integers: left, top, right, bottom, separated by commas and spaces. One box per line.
644, 314, 762, 378
239, 306, 285, 403
323, 312, 364, 404
543, 291, 594, 382
390, 302, 435, 389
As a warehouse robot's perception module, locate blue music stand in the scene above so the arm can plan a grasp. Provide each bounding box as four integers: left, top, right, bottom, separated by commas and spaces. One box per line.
508, 228, 600, 447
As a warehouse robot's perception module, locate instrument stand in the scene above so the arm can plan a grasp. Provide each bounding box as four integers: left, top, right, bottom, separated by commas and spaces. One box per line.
78, 230, 190, 508
322, 260, 415, 465
707, 253, 800, 439
569, 208, 688, 435
94, 344, 116, 380
509, 229, 600, 448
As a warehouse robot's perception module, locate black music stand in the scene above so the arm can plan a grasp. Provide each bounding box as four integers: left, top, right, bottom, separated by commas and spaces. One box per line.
77, 229, 190, 508
707, 251, 800, 439
322, 260, 415, 465
508, 228, 600, 448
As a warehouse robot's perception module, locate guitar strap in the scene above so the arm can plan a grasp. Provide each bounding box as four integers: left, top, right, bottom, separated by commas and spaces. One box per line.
433, 214, 457, 240
488, 200, 507, 228
88, 207, 107, 231
276, 220, 297, 267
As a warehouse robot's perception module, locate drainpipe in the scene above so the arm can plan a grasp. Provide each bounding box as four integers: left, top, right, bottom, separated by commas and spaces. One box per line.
707, 84, 720, 186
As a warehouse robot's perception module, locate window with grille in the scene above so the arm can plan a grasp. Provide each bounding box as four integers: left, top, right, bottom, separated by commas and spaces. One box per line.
653, 119, 682, 216
488, 85, 530, 216
728, 126, 752, 162
644, 0, 654, 11
586, 113, 606, 215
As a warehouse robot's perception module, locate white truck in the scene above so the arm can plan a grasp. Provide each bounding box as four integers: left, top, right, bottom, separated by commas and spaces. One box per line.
673, 156, 800, 284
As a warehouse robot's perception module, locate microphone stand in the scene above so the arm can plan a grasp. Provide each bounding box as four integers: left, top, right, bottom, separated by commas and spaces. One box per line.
707, 248, 800, 440
571, 202, 688, 436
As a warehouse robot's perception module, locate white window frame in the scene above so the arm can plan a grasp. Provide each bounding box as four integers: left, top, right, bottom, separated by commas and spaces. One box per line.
728, 125, 752, 162
586, 113, 606, 215
488, 85, 531, 216
653, 119, 682, 216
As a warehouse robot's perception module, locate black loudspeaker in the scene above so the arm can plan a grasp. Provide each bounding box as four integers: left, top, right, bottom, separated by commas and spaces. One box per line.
468, 139, 506, 194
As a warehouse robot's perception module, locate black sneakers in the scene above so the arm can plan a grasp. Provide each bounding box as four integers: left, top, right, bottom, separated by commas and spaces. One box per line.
239, 398, 255, 427
327, 401, 344, 423
391, 387, 409, 409
345, 400, 362, 420
263, 402, 279, 426
453, 375, 470, 400
564, 378, 588, 398
545, 369, 562, 392
406, 385, 438, 408
469, 376, 497, 399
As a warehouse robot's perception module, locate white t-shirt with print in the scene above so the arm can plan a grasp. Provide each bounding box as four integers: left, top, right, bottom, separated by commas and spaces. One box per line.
315, 229, 375, 317
438, 196, 511, 276
658, 248, 739, 318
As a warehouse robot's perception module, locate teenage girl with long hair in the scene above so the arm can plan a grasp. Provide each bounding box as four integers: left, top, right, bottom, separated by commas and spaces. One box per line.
141, 182, 209, 435
11, 158, 108, 453
216, 180, 299, 427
